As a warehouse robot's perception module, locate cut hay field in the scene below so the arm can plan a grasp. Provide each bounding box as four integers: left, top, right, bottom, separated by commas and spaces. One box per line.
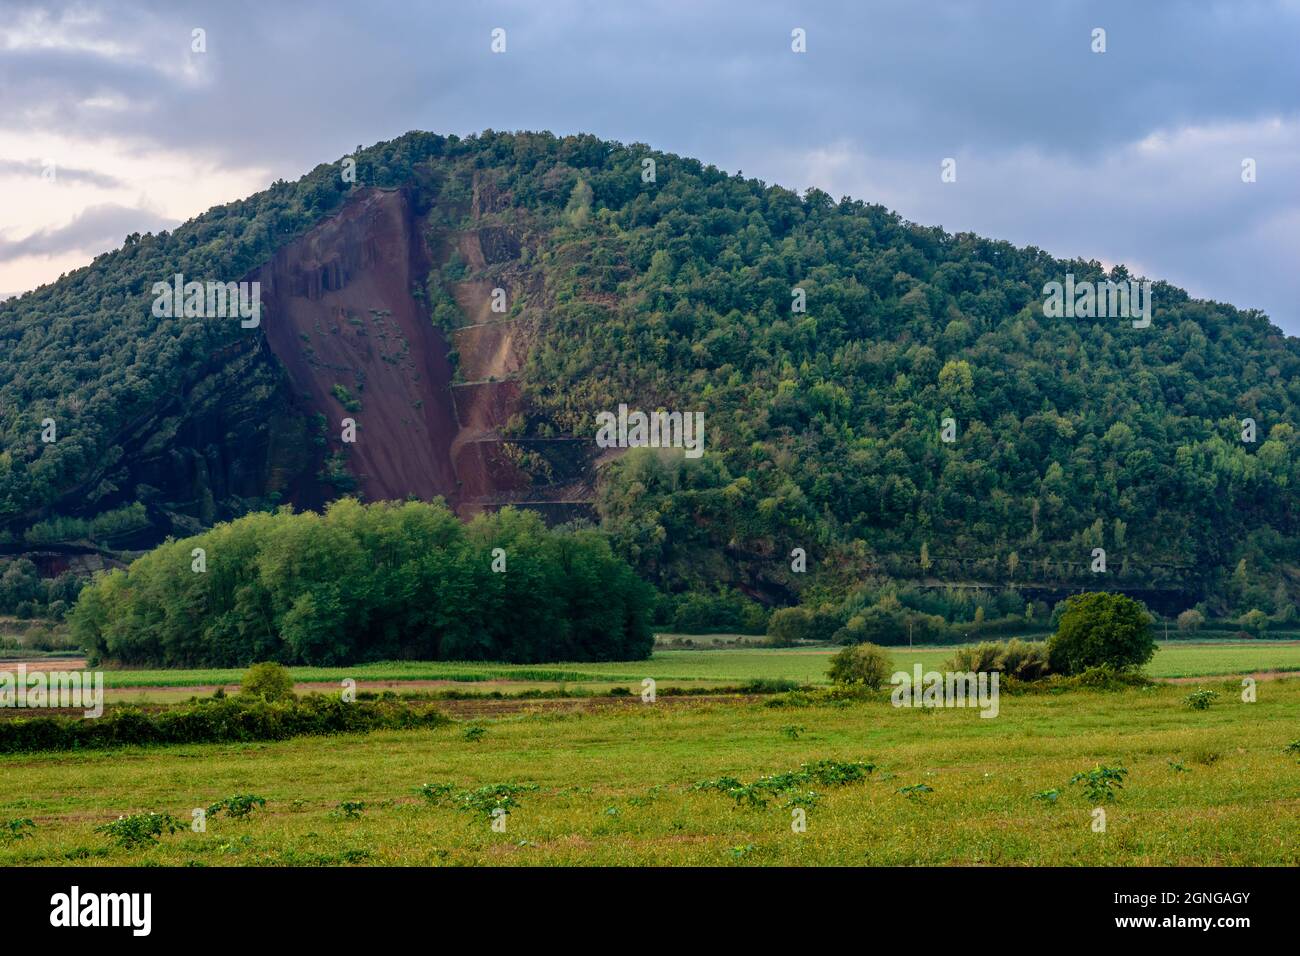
1, 674, 1296, 866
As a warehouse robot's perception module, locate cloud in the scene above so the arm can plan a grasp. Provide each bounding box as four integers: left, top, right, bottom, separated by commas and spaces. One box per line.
0, 157, 122, 187
760, 113, 1300, 312
0, 202, 179, 259
0, 0, 1296, 331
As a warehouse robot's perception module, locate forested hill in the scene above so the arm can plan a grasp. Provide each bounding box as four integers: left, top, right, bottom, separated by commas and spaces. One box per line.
1, 129, 1297, 619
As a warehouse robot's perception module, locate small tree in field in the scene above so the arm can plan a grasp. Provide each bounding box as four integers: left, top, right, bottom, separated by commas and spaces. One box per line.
1047, 592, 1155, 675
240, 662, 295, 702
1239, 608, 1269, 637
767, 606, 813, 645
827, 643, 891, 689
1176, 609, 1204, 634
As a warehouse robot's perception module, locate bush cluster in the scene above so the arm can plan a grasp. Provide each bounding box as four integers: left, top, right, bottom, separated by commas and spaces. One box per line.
946, 638, 1052, 680
70, 498, 655, 666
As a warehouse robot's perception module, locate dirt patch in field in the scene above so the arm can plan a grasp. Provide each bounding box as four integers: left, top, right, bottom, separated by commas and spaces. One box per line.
1160, 670, 1299, 684
432, 693, 758, 718
0, 657, 89, 671
1165, 640, 1300, 647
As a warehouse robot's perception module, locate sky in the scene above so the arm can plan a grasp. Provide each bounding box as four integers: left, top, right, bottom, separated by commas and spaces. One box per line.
1, 0, 1297, 333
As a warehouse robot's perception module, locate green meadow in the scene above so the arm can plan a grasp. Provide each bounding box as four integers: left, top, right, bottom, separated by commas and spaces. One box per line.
1, 672, 1296, 866
42, 639, 1300, 694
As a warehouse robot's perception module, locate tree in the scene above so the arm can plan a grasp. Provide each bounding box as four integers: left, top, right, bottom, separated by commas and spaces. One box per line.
1176, 609, 1204, 633
1047, 592, 1155, 675
827, 643, 891, 689
564, 178, 593, 227
240, 662, 295, 701
767, 606, 813, 644
69, 499, 654, 666
1239, 608, 1269, 637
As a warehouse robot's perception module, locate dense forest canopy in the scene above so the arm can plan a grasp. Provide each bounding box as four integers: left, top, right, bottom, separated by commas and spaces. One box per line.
3, 129, 1298, 628
70, 499, 655, 666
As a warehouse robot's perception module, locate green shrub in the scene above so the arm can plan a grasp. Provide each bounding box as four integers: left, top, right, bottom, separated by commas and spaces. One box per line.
948, 639, 1052, 680
1061, 664, 1152, 690
1069, 765, 1128, 803
1047, 593, 1155, 675
827, 643, 891, 688
740, 677, 800, 694
897, 783, 934, 798
995, 639, 1052, 681
456, 784, 538, 816
1184, 689, 1217, 710
945, 642, 1004, 673
2, 818, 35, 841
832, 607, 902, 645
207, 794, 267, 819
693, 759, 875, 810
95, 812, 183, 848
768, 605, 841, 645
330, 383, 362, 413
417, 782, 456, 804
240, 662, 295, 702
1239, 609, 1269, 636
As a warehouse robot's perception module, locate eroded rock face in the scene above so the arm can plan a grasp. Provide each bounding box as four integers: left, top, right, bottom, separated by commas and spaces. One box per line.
257, 187, 462, 506
256, 185, 596, 518
33, 183, 594, 558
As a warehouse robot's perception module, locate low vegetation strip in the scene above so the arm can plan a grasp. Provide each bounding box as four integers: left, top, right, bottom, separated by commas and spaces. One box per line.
0, 694, 449, 754
12, 641, 1299, 691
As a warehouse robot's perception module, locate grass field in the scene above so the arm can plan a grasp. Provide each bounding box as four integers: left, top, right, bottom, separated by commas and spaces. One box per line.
16, 640, 1300, 696
1, 673, 1296, 866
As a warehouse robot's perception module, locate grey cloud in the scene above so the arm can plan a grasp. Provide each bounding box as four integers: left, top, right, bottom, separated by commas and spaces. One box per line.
0, 203, 179, 259
2, 0, 1297, 331
0, 158, 123, 188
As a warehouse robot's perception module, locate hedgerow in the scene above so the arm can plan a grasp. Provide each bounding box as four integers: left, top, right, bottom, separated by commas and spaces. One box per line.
0, 694, 448, 754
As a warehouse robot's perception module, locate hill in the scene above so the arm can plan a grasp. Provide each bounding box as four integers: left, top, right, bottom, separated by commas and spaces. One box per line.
2, 130, 1298, 623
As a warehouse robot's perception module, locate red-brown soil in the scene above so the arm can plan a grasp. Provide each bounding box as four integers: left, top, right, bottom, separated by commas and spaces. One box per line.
253, 185, 595, 517
257, 187, 461, 505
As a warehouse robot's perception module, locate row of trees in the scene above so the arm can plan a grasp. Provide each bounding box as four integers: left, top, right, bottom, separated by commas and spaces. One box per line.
0, 560, 83, 619
830, 593, 1157, 687
69, 499, 654, 666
